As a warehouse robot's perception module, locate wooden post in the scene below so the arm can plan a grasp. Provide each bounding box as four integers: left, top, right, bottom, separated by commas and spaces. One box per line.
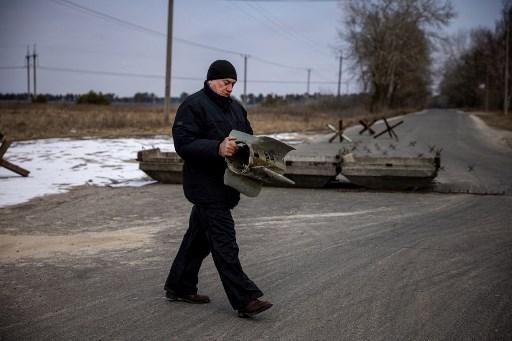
164, 0, 174, 124
243, 54, 248, 105
337, 54, 342, 98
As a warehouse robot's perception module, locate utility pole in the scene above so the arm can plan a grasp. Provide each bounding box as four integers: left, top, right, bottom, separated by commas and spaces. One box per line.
243, 55, 248, 105
32, 44, 37, 98
337, 54, 343, 98
485, 63, 489, 112
26, 46, 31, 102
164, 0, 174, 123
306, 68, 311, 95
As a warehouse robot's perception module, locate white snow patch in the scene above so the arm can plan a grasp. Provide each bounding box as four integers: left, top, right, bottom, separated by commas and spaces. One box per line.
0, 136, 174, 208
264, 132, 306, 144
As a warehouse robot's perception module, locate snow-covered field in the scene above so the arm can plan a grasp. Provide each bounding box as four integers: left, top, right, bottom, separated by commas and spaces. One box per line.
0, 133, 307, 208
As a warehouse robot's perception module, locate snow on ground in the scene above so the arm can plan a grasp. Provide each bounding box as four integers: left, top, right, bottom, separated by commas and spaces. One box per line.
0, 132, 307, 208
0, 136, 173, 208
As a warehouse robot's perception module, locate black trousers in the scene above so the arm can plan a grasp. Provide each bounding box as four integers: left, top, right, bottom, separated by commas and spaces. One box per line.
164, 205, 263, 310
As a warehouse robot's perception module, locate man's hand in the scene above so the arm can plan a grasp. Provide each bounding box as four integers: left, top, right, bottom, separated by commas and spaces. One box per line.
219, 136, 238, 157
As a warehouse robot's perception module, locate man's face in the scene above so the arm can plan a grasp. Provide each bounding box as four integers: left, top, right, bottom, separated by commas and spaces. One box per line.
208, 78, 236, 97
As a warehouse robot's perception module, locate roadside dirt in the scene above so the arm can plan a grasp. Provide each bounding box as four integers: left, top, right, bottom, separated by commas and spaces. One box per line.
471, 113, 512, 150
0, 184, 189, 264
475, 111, 512, 149
475, 111, 512, 131
0, 227, 153, 260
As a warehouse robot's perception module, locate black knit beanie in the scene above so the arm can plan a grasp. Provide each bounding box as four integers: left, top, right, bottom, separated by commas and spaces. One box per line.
206, 60, 237, 81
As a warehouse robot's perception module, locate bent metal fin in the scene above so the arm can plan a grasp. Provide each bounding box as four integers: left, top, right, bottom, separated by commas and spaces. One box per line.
260, 167, 295, 185
224, 169, 262, 197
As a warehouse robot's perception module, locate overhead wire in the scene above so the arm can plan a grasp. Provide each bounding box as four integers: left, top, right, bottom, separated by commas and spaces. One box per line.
241, 2, 303, 46
35, 44, 162, 60
251, 56, 308, 70
228, 0, 339, 82
0, 66, 25, 70
49, 0, 244, 56
34, 0, 344, 91
47, 0, 317, 63
49, 0, 165, 38
48, 0, 344, 77
38, 66, 166, 79
33, 65, 338, 84
246, 2, 332, 56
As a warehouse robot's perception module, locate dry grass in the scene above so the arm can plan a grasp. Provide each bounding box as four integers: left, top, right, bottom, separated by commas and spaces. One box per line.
0, 103, 172, 140
248, 103, 409, 134
0, 102, 409, 141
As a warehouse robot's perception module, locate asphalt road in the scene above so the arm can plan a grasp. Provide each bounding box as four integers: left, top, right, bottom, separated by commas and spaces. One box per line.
1, 109, 511, 340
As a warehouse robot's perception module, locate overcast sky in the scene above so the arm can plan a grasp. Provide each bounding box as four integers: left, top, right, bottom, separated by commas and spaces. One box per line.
0, 0, 504, 98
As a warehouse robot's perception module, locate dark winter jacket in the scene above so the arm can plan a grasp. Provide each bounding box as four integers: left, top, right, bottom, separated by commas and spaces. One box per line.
172, 81, 253, 208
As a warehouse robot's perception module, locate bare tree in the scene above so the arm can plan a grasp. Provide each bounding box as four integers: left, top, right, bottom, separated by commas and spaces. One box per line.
340, 0, 454, 111
439, 2, 512, 110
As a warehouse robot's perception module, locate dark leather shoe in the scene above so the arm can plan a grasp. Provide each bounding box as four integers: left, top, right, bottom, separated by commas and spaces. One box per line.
238, 299, 273, 318
166, 290, 210, 304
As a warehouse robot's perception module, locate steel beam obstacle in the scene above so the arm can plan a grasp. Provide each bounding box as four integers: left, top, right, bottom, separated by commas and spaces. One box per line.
373, 118, 404, 140
358, 119, 377, 135
328, 120, 352, 143
0, 133, 30, 177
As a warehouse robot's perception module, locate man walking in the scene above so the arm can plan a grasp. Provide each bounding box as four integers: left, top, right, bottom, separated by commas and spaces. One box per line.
164, 60, 273, 318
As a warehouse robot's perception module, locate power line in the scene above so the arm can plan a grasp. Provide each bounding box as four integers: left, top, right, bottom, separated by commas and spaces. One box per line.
48, 0, 244, 56
5, 0, 344, 94
229, 1, 334, 62
47, 0, 319, 69
0, 66, 25, 70
251, 56, 308, 70
246, 2, 331, 55
49, 0, 165, 37
249, 79, 338, 84
35, 65, 339, 84
241, 2, 303, 46
39, 65, 168, 79
174, 38, 243, 56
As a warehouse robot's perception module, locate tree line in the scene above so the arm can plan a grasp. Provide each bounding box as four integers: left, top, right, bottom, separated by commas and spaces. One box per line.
438, 3, 511, 110
0, 92, 165, 105
0, 91, 367, 107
